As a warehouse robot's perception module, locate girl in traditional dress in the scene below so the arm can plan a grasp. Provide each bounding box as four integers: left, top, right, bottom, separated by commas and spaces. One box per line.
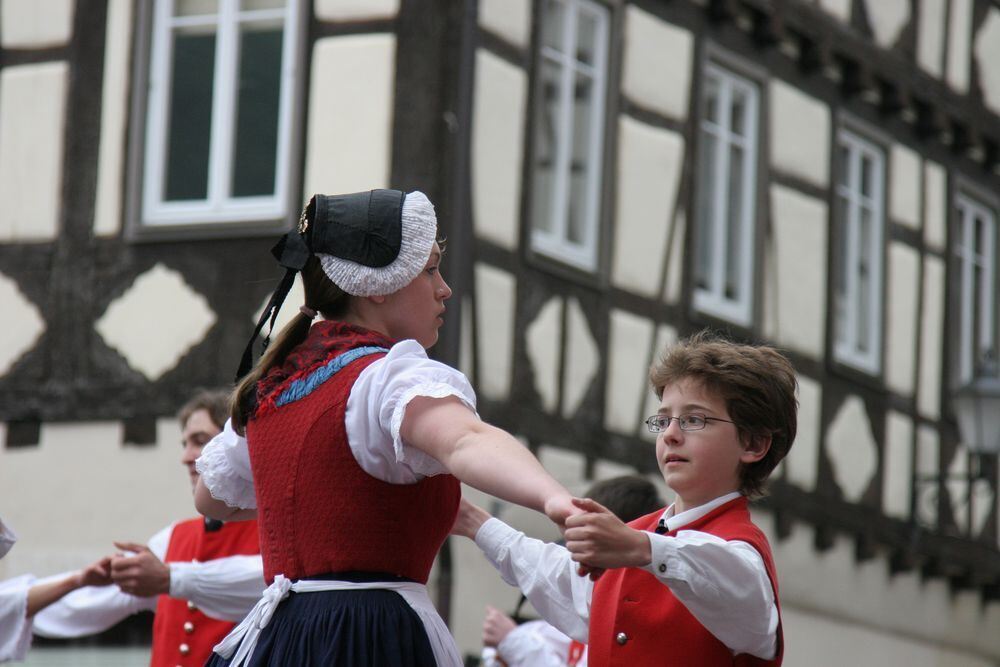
195, 189, 577, 666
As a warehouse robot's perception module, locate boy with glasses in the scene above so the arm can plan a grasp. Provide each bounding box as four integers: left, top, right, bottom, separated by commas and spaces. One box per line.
454, 331, 796, 665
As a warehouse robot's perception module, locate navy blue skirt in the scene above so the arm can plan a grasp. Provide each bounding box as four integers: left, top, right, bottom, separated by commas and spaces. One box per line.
205, 572, 437, 666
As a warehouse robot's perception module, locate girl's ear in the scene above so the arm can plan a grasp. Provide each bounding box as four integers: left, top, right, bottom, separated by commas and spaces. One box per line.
368, 294, 387, 305
741, 435, 771, 464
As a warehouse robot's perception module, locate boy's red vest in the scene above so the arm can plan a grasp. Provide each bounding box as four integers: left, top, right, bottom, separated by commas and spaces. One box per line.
589, 497, 782, 666
150, 518, 260, 667
247, 322, 460, 584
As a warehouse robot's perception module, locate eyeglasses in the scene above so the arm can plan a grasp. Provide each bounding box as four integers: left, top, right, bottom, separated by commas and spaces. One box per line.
644, 413, 737, 433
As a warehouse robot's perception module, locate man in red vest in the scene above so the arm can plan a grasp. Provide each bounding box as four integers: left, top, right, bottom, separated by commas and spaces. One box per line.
29, 390, 264, 667
455, 332, 797, 666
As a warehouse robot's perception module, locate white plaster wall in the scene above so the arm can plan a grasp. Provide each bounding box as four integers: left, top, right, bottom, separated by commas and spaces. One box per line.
0, 272, 45, 377
474, 262, 516, 401
890, 143, 921, 230
562, 297, 599, 418
662, 210, 686, 305
303, 35, 395, 197
639, 325, 678, 445
525, 296, 562, 413
923, 161, 947, 252
769, 79, 830, 189
826, 395, 878, 502
768, 185, 828, 358
785, 374, 820, 491
0, 420, 196, 580
917, 256, 945, 419
604, 309, 654, 434
0, 0, 73, 48
885, 242, 920, 396
472, 49, 526, 251
93, 0, 132, 237
818, 0, 851, 22
946, 0, 974, 93
612, 117, 685, 298
974, 9, 1000, 116
763, 513, 1000, 662
917, 0, 947, 77
883, 410, 914, 519
478, 0, 530, 49
0, 62, 68, 242
94, 264, 216, 381
314, 0, 398, 21
459, 295, 474, 380
863, 0, 909, 49
621, 6, 693, 120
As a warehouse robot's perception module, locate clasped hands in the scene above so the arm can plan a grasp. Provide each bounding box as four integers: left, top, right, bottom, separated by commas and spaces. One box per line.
563, 498, 653, 580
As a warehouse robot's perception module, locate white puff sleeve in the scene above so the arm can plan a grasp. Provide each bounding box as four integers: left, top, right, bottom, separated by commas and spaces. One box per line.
195, 419, 257, 510
346, 339, 478, 484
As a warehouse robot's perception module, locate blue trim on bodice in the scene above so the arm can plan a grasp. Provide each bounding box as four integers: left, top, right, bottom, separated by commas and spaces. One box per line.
275, 346, 388, 407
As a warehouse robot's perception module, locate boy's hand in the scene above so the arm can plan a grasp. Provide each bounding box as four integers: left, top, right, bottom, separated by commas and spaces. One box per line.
110, 542, 170, 597
452, 497, 493, 539
482, 605, 517, 647
565, 498, 652, 570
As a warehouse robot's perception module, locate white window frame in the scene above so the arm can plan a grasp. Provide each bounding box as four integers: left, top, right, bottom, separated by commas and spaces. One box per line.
833, 129, 885, 374
141, 0, 300, 227
954, 193, 998, 384
692, 63, 759, 326
529, 0, 609, 272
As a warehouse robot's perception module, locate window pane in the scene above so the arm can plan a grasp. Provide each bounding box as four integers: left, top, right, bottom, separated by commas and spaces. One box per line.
531, 59, 562, 235
164, 28, 216, 201
857, 206, 873, 352
576, 8, 599, 66
703, 74, 721, 125
567, 72, 595, 244
241, 0, 284, 10
177, 0, 219, 16
541, 0, 565, 52
231, 22, 283, 197
860, 153, 874, 198
725, 143, 745, 299
730, 88, 748, 139
695, 128, 718, 290
834, 194, 851, 344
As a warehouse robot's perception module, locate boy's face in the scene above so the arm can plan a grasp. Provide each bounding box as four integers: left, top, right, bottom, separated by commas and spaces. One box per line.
654, 379, 765, 513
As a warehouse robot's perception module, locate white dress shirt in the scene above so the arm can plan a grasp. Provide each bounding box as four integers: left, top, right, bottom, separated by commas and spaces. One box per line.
474, 492, 779, 660
31, 521, 265, 639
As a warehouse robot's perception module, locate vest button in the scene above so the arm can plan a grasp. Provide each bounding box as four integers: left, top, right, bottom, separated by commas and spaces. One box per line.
187, 600, 198, 612
183, 621, 194, 634
179, 643, 190, 656
616, 632, 628, 645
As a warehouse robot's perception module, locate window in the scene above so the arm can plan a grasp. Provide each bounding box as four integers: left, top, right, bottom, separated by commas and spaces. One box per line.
954, 193, 998, 384
529, 0, 609, 271
832, 129, 885, 374
141, 0, 300, 227
692, 64, 760, 326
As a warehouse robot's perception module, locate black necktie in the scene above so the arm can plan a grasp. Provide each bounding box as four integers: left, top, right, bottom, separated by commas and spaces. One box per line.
654, 520, 667, 535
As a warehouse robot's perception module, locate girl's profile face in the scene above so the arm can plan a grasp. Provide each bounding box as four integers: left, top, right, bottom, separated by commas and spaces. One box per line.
378, 243, 451, 348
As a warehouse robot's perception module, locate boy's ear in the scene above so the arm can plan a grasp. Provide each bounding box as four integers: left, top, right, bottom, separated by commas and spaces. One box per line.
741, 435, 771, 464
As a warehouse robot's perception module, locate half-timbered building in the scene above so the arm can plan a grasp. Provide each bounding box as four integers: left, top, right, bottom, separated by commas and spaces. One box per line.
1, 0, 998, 663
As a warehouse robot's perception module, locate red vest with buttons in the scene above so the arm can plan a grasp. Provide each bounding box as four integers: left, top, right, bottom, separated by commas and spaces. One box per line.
588, 497, 782, 667
149, 517, 260, 667
246, 322, 460, 584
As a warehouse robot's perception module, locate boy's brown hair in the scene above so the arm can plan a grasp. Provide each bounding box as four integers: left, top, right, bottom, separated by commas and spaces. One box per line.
178, 389, 230, 431
649, 330, 798, 497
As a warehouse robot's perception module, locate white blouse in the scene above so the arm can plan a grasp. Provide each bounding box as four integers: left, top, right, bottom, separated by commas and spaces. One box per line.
197, 339, 478, 508
0, 516, 16, 560
0, 575, 33, 662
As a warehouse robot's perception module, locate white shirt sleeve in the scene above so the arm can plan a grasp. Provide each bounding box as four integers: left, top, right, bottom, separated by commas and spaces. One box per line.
641, 530, 778, 659
196, 419, 257, 510
0, 575, 34, 662
497, 620, 576, 667
346, 339, 478, 483
31, 524, 175, 639
475, 518, 591, 643
169, 554, 265, 622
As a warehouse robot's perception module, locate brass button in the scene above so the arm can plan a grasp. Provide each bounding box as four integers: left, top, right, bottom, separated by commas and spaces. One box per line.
179, 643, 190, 656
616, 632, 628, 645
183, 621, 194, 634
658, 563, 667, 573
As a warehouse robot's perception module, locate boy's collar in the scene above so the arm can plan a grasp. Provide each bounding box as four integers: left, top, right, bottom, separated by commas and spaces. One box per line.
660, 491, 742, 533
